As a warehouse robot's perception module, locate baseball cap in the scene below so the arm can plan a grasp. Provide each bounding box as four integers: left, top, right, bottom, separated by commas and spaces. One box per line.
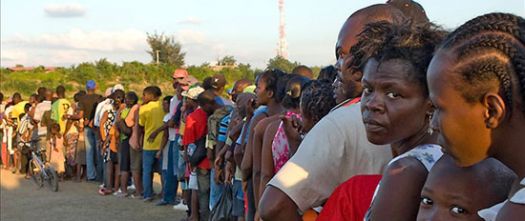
386, 0, 429, 25
86, 80, 96, 90
104, 88, 113, 97
242, 85, 256, 94
211, 74, 227, 89
112, 84, 124, 93
181, 85, 205, 100
180, 76, 199, 91
172, 69, 189, 79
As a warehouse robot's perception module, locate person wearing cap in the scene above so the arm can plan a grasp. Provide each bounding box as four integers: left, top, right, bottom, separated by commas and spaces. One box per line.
210, 74, 233, 106
69, 80, 103, 181
180, 86, 211, 220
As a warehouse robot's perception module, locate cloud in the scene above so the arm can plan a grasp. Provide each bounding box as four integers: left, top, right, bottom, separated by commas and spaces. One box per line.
44, 3, 86, 18
4, 29, 147, 52
176, 17, 203, 25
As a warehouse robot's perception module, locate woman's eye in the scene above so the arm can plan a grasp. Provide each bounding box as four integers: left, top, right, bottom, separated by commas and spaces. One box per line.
451, 206, 466, 215
386, 92, 400, 99
421, 197, 433, 206
363, 87, 372, 94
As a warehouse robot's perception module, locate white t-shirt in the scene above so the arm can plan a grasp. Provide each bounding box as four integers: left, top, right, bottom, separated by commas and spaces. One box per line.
268, 103, 393, 211
169, 96, 180, 136
94, 98, 112, 127
33, 101, 52, 136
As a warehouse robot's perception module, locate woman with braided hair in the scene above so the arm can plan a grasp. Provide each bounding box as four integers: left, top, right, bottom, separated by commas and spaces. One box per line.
427, 13, 525, 220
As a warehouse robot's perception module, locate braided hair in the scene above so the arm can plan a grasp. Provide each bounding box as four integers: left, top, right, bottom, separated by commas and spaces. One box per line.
348, 21, 446, 96
300, 80, 337, 123
437, 13, 525, 113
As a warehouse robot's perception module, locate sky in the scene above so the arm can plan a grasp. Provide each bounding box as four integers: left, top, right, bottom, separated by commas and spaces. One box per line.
1, 0, 524, 69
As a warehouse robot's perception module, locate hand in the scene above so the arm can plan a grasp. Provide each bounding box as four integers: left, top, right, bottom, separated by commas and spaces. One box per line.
224, 161, 234, 184
214, 156, 223, 170
155, 150, 162, 159
281, 115, 303, 143
148, 131, 158, 143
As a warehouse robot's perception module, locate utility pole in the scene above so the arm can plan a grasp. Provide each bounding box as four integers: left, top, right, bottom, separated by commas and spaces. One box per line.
156, 50, 160, 65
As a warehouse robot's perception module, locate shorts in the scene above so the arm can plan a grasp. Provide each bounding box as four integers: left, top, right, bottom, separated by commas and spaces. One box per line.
109, 150, 118, 164
119, 139, 131, 172
232, 180, 245, 217
130, 147, 142, 171
188, 171, 199, 190
177, 150, 186, 181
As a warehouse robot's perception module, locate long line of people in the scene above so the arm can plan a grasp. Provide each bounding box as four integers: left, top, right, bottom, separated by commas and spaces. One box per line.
1, 0, 524, 220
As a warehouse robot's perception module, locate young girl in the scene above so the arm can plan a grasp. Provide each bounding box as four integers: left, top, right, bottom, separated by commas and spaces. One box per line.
426, 13, 525, 220
260, 75, 310, 195
49, 123, 66, 179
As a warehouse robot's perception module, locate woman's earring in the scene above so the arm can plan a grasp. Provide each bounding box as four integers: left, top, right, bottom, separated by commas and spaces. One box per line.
427, 114, 434, 135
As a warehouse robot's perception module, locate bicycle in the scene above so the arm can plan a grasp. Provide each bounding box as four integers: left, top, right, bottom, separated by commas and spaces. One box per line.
21, 140, 59, 192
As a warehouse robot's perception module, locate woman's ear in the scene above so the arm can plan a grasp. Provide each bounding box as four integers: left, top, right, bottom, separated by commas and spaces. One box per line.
483, 92, 506, 128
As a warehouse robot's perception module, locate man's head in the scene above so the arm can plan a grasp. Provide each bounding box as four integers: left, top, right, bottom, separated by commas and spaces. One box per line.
417, 155, 516, 221
86, 80, 97, 92
24, 103, 31, 113
211, 74, 227, 94
142, 86, 162, 104
44, 89, 53, 101
172, 69, 189, 89
230, 79, 253, 102
334, 4, 406, 104
197, 90, 222, 115
292, 65, 314, 80
56, 85, 66, 98
37, 87, 47, 98
12, 92, 22, 104
386, 0, 429, 25
235, 92, 257, 118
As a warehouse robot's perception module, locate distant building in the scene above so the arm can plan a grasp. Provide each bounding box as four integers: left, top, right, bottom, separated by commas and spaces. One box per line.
6, 66, 57, 73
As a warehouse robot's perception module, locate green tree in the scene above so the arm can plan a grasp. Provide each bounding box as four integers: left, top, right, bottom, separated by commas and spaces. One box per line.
218, 56, 236, 66
266, 55, 299, 73
146, 32, 186, 66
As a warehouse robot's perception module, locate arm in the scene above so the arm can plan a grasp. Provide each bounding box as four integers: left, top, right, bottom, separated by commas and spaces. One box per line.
368, 157, 428, 221
148, 121, 170, 143
157, 127, 168, 159
253, 116, 279, 206
240, 114, 264, 180
99, 111, 109, 142
260, 121, 280, 200
259, 186, 302, 221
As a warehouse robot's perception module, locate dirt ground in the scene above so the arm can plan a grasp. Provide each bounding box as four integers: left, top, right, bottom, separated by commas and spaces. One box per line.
0, 169, 186, 221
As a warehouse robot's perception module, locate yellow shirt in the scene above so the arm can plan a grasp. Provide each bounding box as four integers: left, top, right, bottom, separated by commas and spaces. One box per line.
51, 98, 71, 134
139, 100, 165, 151
11, 101, 28, 122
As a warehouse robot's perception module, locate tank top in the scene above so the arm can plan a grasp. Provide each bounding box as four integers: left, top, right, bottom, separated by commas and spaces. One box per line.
272, 111, 302, 173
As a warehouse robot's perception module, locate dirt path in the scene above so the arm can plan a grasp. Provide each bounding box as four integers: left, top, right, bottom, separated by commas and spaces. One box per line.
0, 169, 186, 221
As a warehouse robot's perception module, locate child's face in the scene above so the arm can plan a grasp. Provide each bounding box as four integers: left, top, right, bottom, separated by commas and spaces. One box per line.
417, 157, 501, 221
162, 100, 170, 113
142, 92, 153, 104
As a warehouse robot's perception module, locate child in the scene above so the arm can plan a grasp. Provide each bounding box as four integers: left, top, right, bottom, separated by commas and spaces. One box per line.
139, 86, 165, 202
417, 155, 516, 221
155, 95, 179, 205
17, 103, 33, 178
48, 123, 66, 179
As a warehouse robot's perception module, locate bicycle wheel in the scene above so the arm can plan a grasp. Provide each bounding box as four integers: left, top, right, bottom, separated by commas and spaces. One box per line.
30, 160, 43, 187
44, 167, 59, 192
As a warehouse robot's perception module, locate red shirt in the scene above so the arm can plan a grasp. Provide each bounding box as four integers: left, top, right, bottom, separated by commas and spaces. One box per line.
183, 108, 211, 170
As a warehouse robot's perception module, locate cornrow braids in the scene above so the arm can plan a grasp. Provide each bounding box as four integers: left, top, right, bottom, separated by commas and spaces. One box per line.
439, 13, 525, 112
300, 80, 337, 123
349, 20, 446, 95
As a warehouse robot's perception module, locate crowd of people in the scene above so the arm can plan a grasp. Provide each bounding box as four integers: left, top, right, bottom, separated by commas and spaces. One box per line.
1, 0, 525, 220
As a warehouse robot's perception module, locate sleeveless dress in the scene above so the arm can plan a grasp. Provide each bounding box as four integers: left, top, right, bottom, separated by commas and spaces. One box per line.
364, 144, 443, 221
271, 111, 302, 173
479, 178, 525, 221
